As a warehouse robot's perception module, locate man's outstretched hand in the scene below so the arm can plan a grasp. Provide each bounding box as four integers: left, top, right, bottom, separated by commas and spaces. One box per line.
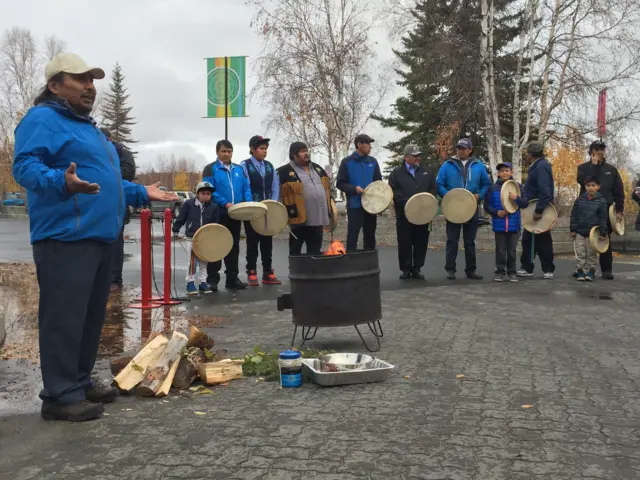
145, 182, 180, 202
65, 162, 100, 194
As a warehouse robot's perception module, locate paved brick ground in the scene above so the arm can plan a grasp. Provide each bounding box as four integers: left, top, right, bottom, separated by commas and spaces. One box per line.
1, 269, 640, 479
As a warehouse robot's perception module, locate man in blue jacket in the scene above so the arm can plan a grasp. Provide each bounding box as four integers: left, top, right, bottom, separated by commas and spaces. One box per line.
240, 135, 281, 286
337, 134, 383, 252
13, 53, 177, 422
518, 141, 556, 279
202, 139, 252, 289
436, 138, 491, 280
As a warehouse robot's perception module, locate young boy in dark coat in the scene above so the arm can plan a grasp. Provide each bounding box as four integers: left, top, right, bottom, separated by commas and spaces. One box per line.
172, 182, 220, 294
483, 162, 529, 282
570, 176, 608, 281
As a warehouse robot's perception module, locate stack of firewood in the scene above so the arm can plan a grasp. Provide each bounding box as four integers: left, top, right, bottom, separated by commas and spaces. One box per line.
110, 326, 244, 397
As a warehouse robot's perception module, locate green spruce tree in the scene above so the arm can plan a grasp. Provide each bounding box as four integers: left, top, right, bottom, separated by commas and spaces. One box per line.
101, 63, 136, 148
375, 0, 528, 174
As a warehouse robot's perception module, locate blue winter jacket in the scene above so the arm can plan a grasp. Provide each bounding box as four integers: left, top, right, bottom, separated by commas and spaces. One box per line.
524, 156, 554, 214
483, 179, 529, 233
436, 157, 492, 200
202, 160, 252, 213
13, 100, 149, 244
172, 198, 220, 238
336, 152, 383, 209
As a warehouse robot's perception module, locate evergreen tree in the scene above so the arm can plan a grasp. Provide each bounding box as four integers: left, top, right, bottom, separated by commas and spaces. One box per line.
375, 0, 527, 173
101, 63, 136, 148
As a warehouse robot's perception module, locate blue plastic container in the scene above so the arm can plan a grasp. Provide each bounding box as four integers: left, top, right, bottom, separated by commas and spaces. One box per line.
279, 349, 303, 388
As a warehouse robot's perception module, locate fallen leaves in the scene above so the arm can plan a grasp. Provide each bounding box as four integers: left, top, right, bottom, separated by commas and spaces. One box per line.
521, 404, 534, 409
194, 411, 207, 416
456, 374, 465, 379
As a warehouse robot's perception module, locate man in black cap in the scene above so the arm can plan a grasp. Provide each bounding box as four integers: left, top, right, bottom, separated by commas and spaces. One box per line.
241, 135, 281, 286
388, 144, 437, 280
336, 134, 382, 252
518, 140, 555, 279
576, 140, 624, 279
278, 142, 332, 255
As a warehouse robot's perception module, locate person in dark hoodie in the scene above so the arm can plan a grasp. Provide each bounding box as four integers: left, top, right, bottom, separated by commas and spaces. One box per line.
570, 176, 608, 281
518, 141, 556, 279
172, 181, 220, 295
336, 134, 383, 252
633, 184, 640, 232
576, 140, 624, 279
12, 53, 178, 422
436, 138, 492, 280
484, 162, 529, 283
388, 144, 437, 280
100, 128, 136, 291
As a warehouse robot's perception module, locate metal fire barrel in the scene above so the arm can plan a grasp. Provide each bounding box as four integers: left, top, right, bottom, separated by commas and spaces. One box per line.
278, 250, 382, 327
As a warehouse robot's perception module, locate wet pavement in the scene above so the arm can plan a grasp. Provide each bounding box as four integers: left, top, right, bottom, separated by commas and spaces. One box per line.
1, 218, 640, 478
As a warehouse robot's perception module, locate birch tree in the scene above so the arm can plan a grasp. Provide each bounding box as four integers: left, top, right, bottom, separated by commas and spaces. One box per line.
247, 0, 391, 176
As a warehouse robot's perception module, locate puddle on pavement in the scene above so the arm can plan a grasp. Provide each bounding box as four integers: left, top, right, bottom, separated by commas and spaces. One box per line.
0, 263, 227, 364
526, 287, 616, 301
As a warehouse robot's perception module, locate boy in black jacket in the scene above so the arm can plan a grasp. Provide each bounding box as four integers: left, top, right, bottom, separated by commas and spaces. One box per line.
172, 182, 220, 294
570, 176, 608, 281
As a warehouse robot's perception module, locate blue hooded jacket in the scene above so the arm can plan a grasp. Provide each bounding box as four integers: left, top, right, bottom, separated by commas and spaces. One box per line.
13, 100, 148, 244
483, 178, 529, 233
202, 160, 252, 213
524, 156, 554, 214
436, 157, 491, 200
336, 152, 383, 209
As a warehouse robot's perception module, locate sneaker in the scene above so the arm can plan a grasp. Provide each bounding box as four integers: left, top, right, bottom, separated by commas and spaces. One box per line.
466, 272, 483, 280
411, 270, 425, 280
543, 272, 554, 280
576, 272, 586, 281
493, 274, 505, 282
446, 271, 456, 280
86, 385, 118, 404
225, 277, 248, 290
186, 282, 198, 296
41, 400, 104, 422
602, 272, 614, 280
508, 274, 519, 283
247, 270, 259, 287
517, 269, 533, 277
198, 282, 214, 294
585, 271, 595, 282
399, 271, 411, 280
262, 269, 282, 285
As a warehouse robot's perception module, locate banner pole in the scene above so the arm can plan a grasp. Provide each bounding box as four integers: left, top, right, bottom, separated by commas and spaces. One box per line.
225, 56, 229, 140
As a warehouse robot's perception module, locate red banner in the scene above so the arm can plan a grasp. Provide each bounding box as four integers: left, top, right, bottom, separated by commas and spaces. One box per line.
597, 88, 607, 138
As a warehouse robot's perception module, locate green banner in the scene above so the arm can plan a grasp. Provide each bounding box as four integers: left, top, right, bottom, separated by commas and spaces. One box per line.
206, 57, 246, 118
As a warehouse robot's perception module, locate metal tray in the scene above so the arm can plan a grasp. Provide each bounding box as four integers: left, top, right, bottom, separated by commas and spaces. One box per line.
302, 358, 394, 387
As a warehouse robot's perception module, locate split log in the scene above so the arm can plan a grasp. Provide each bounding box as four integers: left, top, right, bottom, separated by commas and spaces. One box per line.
186, 326, 215, 350
110, 354, 135, 376
144, 331, 164, 347
136, 331, 188, 397
172, 348, 206, 389
155, 356, 181, 398
197, 359, 244, 385
114, 335, 169, 391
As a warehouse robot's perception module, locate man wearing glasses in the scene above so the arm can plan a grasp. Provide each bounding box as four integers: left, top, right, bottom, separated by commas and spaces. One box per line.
388, 144, 437, 279
436, 138, 491, 280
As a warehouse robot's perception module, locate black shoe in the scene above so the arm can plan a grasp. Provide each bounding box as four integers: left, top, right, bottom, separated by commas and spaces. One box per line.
41, 400, 104, 422
209, 283, 218, 293
602, 272, 614, 280
399, 271, 411, 280
86, 385, 118, 404
466, 272, 483, 280
411, 271, 425, 280
446, 271, 456, 280
225, 277, 248, 290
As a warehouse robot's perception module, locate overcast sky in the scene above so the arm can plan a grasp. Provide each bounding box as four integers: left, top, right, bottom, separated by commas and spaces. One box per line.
0, 0, 399, 173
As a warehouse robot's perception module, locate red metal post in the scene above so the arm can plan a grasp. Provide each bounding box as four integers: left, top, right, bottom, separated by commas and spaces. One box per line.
129, 209, 161, 309
161, 208, 181, 305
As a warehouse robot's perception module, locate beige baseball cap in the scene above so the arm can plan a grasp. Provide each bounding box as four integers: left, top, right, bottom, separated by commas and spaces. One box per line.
45, 53, 105, 82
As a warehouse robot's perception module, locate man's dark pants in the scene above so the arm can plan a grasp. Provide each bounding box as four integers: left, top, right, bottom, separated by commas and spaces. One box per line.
111, 227, 125, 286
34, 239, 113, 405
244, 221, 273, 273
289, 225, 324, 255
395, 205, 430, 272
599, 219, 614, 273
520, 230, 555, 273
495, 231, 519, 275
346, 207, 377, 252
207, 214, 241, 284
445, 212, 479, 274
